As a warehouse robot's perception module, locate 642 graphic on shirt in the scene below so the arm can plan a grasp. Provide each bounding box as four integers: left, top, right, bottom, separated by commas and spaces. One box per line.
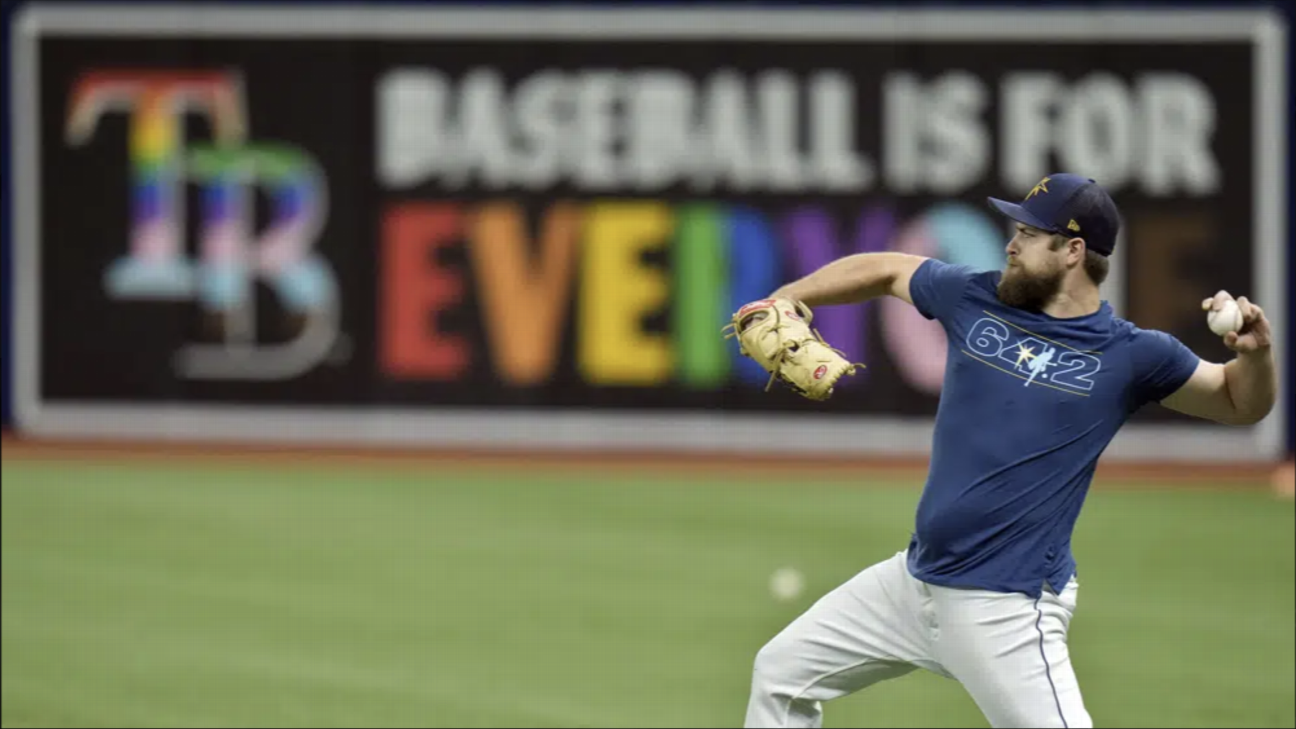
962, 316, 1102, 395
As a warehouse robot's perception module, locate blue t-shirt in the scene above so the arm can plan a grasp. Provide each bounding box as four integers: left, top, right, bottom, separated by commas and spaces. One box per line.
905, 258, 1200, 598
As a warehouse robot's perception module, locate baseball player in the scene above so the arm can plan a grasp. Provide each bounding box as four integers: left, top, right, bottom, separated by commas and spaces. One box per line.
730, 173, 1278, 728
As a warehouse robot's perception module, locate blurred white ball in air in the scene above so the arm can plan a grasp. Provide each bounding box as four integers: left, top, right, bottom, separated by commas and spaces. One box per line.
769, 567, 805, 602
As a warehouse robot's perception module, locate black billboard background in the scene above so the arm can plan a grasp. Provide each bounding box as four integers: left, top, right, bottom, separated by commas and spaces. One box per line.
37, 35, 1258, 422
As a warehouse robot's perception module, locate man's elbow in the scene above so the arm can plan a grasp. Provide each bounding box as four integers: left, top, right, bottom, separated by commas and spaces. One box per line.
1223, 400, 1275, 426
1219, 364, 1277, 426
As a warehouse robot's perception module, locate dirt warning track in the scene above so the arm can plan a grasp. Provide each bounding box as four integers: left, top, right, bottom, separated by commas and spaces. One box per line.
3, 433, 1286, 492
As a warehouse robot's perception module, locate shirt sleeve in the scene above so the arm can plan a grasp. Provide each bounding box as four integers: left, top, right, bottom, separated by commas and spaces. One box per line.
908, 258, 978, 322
1130, 328, 1201, 406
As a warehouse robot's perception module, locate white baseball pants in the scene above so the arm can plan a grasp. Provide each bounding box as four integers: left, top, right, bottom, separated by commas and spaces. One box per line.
744, 550, 1092, 728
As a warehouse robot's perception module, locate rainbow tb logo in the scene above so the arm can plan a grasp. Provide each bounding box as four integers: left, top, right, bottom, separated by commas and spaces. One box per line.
65, 70, 340, 380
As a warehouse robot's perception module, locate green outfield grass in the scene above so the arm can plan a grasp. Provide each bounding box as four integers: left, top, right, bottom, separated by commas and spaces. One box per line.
3, 458, 1293, 728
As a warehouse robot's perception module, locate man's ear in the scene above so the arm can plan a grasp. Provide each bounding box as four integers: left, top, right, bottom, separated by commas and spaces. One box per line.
1068, 237, 1086, 264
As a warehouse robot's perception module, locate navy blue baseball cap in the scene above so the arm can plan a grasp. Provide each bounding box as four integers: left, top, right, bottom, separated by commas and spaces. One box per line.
987, 173, 1121, 257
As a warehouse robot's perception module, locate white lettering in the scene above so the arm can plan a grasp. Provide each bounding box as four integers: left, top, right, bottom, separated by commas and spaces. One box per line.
376, 68, 450, 188
810, 71, 870, 190
697, 70, 759, 191
624, 71, 694, 191
758, 70, 805, 191
1000, 71, 1220, 196
1001, 72, 1063, 192
574, 71, 619, 189
924, 71, 989, 194
453, 69, 512, 190
513, 71, 568, 190
1058, 73, 1133, 188
884, 71, 987, 194
1138, 73, 1220, 195
883, 72, 922, 193
375, 66, 871, 194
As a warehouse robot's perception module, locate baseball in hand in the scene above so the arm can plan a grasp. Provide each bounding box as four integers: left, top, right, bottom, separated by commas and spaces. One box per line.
1207, 298, 1244, 336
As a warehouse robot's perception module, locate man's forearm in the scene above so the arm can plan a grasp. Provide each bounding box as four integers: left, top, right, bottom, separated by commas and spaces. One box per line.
769, 253, 909, 307
1224, 347, 1278, 424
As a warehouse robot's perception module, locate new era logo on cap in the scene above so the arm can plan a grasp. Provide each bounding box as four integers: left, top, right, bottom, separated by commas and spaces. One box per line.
987, 173, 1121, 257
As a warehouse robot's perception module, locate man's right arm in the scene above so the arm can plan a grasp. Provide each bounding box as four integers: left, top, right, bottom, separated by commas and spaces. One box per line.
768, 253, 931, 308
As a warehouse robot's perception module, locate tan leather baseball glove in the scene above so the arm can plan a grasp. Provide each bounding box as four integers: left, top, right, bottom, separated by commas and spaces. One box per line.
722, 298, 863, 401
